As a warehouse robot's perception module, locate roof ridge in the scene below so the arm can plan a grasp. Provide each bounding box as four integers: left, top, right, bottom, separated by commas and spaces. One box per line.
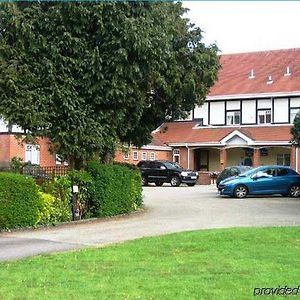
220, 47, 300, 56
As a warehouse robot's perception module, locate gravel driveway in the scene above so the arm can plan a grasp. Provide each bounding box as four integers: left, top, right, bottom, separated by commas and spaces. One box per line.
1, 185, 300, 261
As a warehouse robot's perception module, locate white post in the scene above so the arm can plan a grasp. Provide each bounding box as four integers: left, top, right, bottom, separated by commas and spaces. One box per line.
186, 143, 190, 169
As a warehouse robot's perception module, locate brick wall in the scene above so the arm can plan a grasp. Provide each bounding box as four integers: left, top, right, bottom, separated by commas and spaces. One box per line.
0, 134, 56, 168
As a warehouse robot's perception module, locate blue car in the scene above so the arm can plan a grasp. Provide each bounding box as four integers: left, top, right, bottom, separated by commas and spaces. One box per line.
218, 165, 300, 198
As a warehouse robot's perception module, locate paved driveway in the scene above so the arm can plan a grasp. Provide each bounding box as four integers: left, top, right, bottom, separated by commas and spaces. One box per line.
1, 185, 300, 261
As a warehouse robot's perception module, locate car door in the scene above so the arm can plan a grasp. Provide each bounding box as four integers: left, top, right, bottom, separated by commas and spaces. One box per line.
270, 168, 291, 193
250, 167, 276, 194
149, 162, 168, 181
153, 162, 168, 181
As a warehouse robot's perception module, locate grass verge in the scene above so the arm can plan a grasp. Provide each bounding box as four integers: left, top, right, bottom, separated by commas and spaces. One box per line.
0, 227, 299, 299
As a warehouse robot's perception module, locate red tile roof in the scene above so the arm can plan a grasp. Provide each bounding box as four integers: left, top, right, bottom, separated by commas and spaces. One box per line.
147, 136, 169, 147
209, 48, 300, 97
153, 122, 292, 144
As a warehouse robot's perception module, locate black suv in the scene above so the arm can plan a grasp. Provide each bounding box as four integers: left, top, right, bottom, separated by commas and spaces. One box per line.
137, 160, 199, 187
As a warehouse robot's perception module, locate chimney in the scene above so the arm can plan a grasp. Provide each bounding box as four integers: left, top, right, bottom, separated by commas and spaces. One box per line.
284, 66, 291, 76
249, 69, 255, 79
267, 75, 273, 84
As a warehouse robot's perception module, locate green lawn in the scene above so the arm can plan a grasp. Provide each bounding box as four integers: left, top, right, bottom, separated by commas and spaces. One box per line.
0, 227, 299, 300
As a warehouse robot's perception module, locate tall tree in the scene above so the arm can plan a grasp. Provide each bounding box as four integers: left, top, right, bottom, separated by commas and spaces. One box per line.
291, 112, 300, 144
0, 2, 219, 168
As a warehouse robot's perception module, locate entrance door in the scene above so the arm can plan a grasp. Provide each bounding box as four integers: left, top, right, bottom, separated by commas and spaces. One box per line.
194, 149, 209, 171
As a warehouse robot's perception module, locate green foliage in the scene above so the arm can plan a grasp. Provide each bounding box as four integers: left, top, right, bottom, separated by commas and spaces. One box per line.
0, 2, 219, 166
9, 156, 26, 173
67, 170, 94, 219
37, 192, 57, 225
0, 172, 42, 229
291, 112, 300, 144
87, 160, 143, 217
41, 177, 71, 222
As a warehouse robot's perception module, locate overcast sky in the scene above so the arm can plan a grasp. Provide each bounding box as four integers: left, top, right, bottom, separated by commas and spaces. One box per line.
182, 1, 300, 54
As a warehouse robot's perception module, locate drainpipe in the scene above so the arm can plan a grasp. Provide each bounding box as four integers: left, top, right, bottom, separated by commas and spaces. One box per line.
186, 143, 190, 169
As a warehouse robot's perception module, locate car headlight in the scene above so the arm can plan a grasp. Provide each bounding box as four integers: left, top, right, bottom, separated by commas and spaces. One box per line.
181, 171, 188, 176
195, 172, 199, 176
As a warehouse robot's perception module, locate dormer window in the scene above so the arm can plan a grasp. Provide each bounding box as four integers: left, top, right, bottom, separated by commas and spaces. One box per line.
258, 109, 271, 124
226, 111, 240, 125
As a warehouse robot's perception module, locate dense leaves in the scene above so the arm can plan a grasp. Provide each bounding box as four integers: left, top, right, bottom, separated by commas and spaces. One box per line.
0, 2, 219, 167
87, 160, 142, 217
291, 112, 300, 144
0, 173, 42, 229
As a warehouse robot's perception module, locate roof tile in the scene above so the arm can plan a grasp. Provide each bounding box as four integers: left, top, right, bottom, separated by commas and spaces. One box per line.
210, 48, 300, 96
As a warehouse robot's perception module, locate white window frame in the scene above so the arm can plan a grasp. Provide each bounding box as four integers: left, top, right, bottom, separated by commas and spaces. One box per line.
258, 109, 271, 124
56, 154, 62, 165
142, 152, 147, 161
25, 144, 40, 165
133, 151, 138, 161
226, 110, 240, 125
173, 149, 180, 164
124, 153, 129, 160
150, 152, 156, 161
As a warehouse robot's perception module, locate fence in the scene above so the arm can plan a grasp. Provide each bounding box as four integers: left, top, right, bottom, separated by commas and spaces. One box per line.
22, 165, 69, 179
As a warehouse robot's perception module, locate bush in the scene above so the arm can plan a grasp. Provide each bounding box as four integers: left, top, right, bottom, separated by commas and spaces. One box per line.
9, 156, 26, 173
41, 177, 72, 222
37, 192, 57, 225
0, 173, 42, 229
67, 170, 94, 219
87, 161, 143, 217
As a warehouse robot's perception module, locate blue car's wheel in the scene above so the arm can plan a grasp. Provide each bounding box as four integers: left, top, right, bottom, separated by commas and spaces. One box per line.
289, 185, 300, 197
234, 185, 248, 198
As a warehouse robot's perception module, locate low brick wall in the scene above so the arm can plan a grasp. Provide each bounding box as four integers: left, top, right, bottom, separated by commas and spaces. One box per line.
197, 171, 211, 185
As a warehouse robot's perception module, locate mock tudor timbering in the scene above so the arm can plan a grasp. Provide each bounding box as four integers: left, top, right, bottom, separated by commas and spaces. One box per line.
150, 48, 300, 174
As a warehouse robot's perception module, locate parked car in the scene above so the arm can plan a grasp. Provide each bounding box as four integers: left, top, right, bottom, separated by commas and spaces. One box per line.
137, 160, 199, 187
218, 165, 300, 198
216, 166, 252, 188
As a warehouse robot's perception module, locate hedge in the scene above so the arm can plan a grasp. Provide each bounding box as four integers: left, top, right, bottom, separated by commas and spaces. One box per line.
87, 161, 143, 217
0, 173, 42, 229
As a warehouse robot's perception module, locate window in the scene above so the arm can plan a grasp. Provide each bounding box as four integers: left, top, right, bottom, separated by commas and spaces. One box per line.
150, 152, 156, 161
258, 110, 271, 124
124, 152, 129, 160
25, 144, 40, 165
277, 154, 290, 166
142, 152, 147, 161
133, 151, 138, 161
290, 108, 300, 123
173, 149, 180, 163
195, 118, 204, 127
277, 168, 289, 176
56, 154, 62, 165
226, 111, 240, 125
56, 154, 68, 166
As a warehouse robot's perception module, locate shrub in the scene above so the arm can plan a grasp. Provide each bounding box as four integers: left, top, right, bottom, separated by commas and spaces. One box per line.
0, 173, 42, 229
9, 156, 26, 173
41, 177, 72, 222
67, 170, 94, 219
87, 161, 143, 217
37, 192, 57, 225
